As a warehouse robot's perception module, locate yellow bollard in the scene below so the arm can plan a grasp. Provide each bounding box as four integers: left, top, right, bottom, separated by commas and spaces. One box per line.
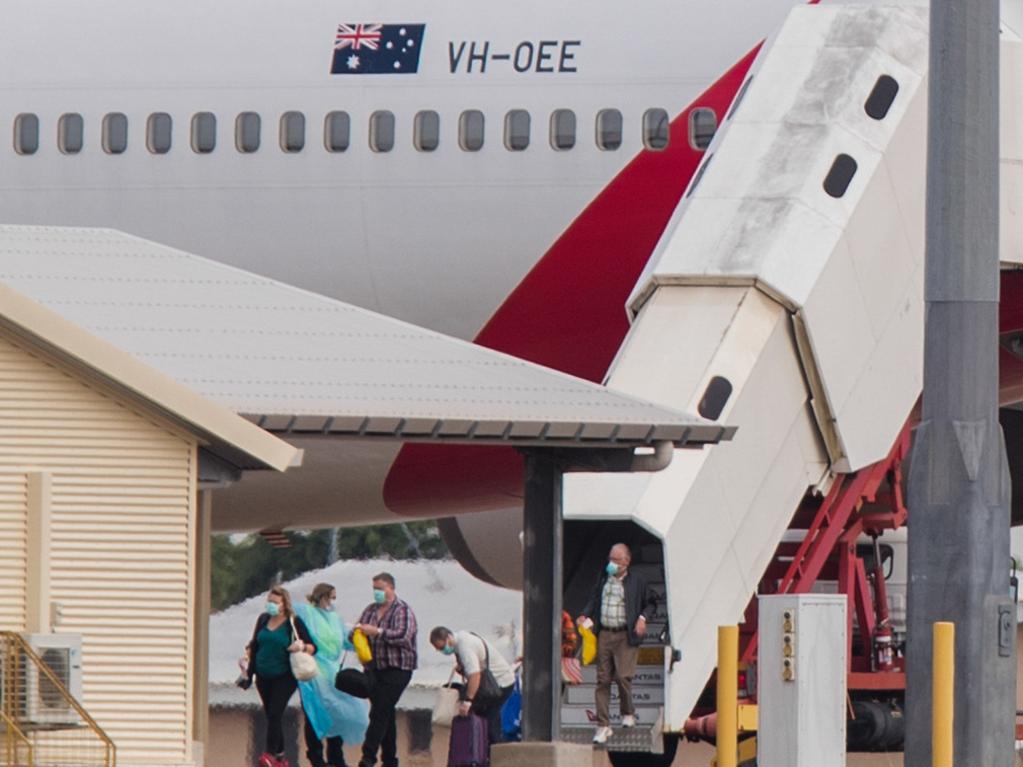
932, 622, 954, 767
717, 625, 739, 767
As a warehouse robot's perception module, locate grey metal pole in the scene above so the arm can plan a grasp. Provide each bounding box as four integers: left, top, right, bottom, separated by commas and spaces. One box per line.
905, 0, 1015, 761
521, 450, 564, 742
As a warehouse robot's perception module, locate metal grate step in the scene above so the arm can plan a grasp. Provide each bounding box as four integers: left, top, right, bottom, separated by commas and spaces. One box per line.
560, 719, 665, 754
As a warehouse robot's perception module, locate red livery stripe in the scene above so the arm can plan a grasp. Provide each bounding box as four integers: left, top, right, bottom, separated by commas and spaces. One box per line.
384, 47, 761, 516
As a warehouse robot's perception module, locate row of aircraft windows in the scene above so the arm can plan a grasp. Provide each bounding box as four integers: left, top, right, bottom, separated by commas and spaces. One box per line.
10, 108, 718, 157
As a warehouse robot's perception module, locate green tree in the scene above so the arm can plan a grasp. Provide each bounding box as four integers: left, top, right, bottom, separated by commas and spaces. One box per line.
211, 521, 448, 611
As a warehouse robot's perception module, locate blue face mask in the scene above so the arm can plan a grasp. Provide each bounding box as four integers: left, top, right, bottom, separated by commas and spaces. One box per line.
605, 561, 619, 577
266, 602, 280, 617
373, 589, 387, 605
441, 644, 456, 655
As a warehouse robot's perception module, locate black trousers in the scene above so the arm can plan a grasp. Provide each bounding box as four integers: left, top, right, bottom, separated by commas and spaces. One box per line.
473, 684, 515, 745
256, 674, 298, 756
303, 715, 345, 767
360, 668, 412, 767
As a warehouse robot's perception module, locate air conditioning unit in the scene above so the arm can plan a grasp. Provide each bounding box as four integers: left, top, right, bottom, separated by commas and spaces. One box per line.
19, 633, 83, 726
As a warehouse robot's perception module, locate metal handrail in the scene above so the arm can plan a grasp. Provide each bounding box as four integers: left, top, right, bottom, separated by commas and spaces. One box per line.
1, 709, 34, 767
1, 631, 116, 767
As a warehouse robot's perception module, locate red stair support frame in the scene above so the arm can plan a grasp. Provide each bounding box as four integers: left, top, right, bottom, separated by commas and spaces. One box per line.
740, 424, 912, 670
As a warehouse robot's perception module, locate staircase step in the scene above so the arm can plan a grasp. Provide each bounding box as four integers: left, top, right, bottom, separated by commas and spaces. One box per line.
560, 720, 665, 753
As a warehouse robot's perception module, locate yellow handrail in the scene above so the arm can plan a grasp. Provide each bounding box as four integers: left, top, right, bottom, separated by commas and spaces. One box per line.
0, 631, 116, 767
1, 709, 34, 767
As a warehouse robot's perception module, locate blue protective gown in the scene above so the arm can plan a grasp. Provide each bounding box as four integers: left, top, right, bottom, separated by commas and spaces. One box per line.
294, 603, 370, 743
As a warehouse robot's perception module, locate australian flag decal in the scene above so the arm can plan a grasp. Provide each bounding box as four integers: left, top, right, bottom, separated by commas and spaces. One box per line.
331, 24, 425, 74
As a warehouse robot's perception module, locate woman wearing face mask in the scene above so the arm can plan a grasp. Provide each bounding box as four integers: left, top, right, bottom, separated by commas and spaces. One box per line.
239, 585, 318, 767
294, 583, 370, 767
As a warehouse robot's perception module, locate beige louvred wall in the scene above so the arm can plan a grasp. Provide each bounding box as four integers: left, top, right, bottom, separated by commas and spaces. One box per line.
0, 332, 197, 767
0, 473, 28, 628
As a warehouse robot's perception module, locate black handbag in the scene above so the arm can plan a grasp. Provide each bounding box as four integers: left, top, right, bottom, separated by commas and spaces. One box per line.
470, 633, 503, 709
335, 653, 374, 699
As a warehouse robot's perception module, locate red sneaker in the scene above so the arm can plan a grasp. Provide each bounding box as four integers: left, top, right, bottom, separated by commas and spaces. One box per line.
258, 754, 275, 767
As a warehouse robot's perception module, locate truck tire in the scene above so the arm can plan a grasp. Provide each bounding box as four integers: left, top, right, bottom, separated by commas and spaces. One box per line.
607, 735, 679, 767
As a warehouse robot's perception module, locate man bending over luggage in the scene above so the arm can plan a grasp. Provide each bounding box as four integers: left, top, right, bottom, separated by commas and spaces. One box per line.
430, 626, 516, 744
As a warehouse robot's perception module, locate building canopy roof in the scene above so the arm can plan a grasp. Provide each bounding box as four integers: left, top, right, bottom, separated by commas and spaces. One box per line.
0, 226, 731, 450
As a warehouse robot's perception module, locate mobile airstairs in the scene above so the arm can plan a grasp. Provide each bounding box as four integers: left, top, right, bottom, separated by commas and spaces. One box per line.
558, 4, 1023, 762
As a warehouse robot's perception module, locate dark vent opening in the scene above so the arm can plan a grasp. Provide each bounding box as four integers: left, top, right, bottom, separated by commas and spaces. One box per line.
823, 154, 858, 198
686, 154, 714, 198
864, 75, 899, 120
39, 649, 69, 708
698, 376, 733, 420
727, 77, 753, 120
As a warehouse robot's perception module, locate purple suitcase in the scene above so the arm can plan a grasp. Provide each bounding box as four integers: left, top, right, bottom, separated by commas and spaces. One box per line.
447, 713, 489, 767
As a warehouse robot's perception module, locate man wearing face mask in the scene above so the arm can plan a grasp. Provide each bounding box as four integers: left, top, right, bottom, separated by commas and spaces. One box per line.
353, 573, 418, 767
577, 543, 656, 745
429, 626, 516, 746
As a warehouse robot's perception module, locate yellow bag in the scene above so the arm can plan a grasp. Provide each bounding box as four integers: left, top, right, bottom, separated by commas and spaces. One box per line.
579, 623, 597, 666
353, 628, 373, 664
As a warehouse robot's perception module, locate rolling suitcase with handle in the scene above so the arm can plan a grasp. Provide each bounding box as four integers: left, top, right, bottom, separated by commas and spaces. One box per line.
447, 713, 489, 767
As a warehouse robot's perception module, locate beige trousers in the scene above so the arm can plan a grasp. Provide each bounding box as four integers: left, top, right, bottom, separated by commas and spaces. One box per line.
595, 629, 637, 726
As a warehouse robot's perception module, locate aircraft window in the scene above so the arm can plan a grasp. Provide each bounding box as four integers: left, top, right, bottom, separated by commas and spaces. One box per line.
147, 113, 173, 154
14, 113, 39, 156
823, 153, 857, 198
102, 112, 128, 154
689, 108, 717, 151
550, 109, 576, 151
324, 111, 350, 153
698, 376, 732, 420
865, 75, 899, 120
280, 111, 305, 153
459, 110, 485, 152
504, 110, 530, 151
643, 108, 670, 150
58, 113, 84, 155
414, 110, 440, 152
595, 109, 622, 151
236, 112, 261, 153
370, 111, 395, 153
191, 112, 217, 154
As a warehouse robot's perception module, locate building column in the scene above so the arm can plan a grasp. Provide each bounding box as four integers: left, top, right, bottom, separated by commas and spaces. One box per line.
521, 450, 563, 742
192, 490, 213, 767
26, 472, 52, 633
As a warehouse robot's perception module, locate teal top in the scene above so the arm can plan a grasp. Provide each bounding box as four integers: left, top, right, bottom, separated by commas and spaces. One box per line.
255, 622, 291, 679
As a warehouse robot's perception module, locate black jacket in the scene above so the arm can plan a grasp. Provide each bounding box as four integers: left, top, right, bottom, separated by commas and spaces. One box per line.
245, 612, 317, 681
582, 569, 656, 647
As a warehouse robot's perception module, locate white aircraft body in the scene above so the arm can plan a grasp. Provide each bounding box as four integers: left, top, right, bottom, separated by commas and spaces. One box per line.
15, 0, 1023, 756
0, 0, 796, 338
0, 0, 825, 562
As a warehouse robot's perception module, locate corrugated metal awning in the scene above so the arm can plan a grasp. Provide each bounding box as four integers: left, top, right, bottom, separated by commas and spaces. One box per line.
0, 226, 732, 449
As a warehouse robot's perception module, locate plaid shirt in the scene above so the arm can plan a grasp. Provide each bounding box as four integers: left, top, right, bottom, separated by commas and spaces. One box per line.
358, 597, 418, 671
600, 577, 627, 629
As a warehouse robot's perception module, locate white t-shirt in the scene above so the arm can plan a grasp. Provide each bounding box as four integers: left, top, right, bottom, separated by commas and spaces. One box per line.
454, 631, 516, 689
